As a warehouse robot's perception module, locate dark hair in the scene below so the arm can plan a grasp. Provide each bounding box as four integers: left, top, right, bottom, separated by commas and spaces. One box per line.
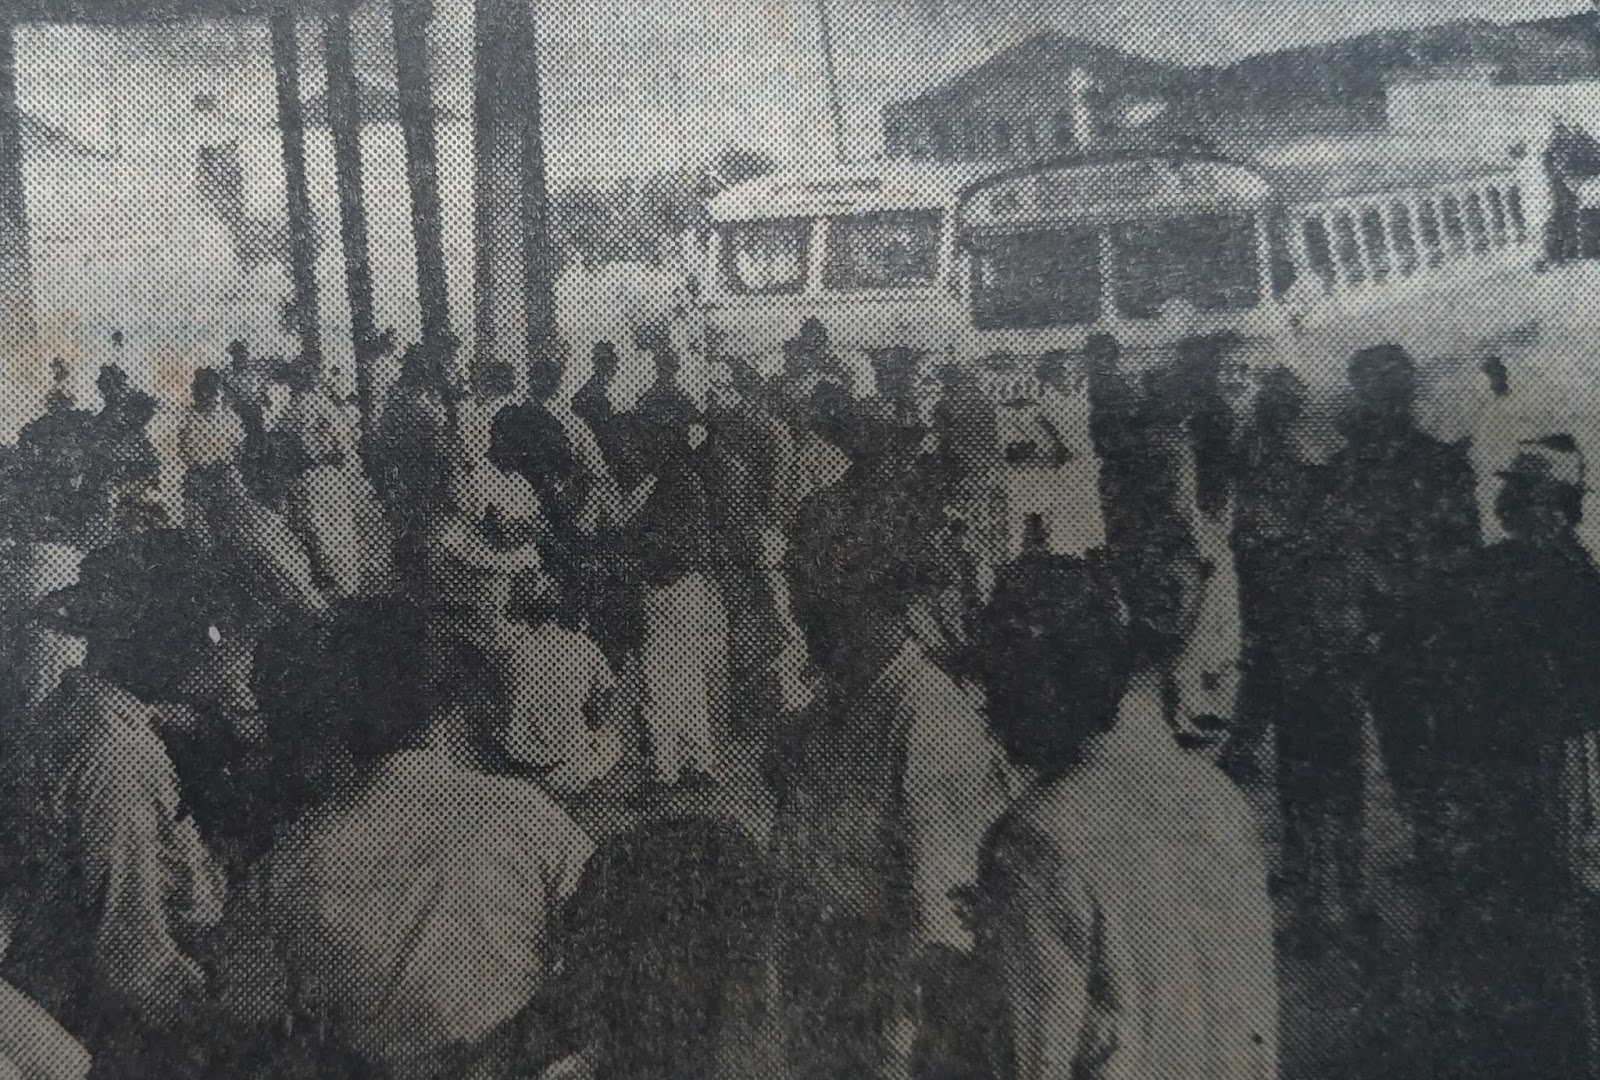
977, 553, 1129, 779
1114, 536, 1205, 670
1347, 343, 1417, 408
259, 602, 504, 766
192, 367, 223, 408
1482, 356, 1510, 396
1036, 350, 1072, 386
559, 818, 778, 1080
528, 359, 563, 402
1498, 469, 1585, 532
1084, 332, 1121, 372
591, 341, 620, 374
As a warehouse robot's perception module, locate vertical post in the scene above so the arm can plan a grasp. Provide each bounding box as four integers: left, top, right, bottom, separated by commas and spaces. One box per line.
474, 0, 558, 392
268, 6, 323, 372
473, 0, 529, 391
0, 19, 33, 361
392, 0, 452, 363
323, 6, 378, 438
815, 0, 847, 165
517, 1, 558, 373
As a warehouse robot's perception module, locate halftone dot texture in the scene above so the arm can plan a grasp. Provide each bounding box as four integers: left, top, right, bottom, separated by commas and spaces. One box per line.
0, 3, 1598, 1079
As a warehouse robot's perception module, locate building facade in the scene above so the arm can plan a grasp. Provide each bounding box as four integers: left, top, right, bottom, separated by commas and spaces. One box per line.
881, 33, 1179, 163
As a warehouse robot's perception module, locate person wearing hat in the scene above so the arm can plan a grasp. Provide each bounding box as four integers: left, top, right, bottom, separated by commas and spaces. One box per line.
1376, 432, 1600, 1079
0, 558, 225, 1065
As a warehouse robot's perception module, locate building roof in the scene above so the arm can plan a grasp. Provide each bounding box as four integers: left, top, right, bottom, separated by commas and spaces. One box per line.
958, 156, 1272, 234
896, 30, 1178, 113
708, 160, 1013, 222
1251, 134, 1522, 203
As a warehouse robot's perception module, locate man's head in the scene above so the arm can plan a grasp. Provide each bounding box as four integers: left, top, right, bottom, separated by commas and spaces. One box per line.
1253, 366, 1307, 432
97, 364, 130, 408
1036, 350, 1073, 391
334, 623, 506, 769
591, 341, 620, 379
978, 554, 1129, 781
1497, 434, 1587, 541
1482, 355, 1511, 399
1345, 343, 1417, 423
192, 367, 223, 411
1084, 333, 1122, 378
1115, 537, 1207, 672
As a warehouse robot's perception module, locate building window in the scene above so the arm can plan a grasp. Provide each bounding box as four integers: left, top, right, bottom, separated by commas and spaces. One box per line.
1332, 211, 1365, 285
1359, 206, 1391, 282
1484, 187, 1509, 247
1416, 199, 1445, 267
1507, 186, 1528, 242
1266, 209, 1299, 298
1303, 217, 1337, 291
1440, 194, 1468, 254
1388, 201, 1420, 275
1463, 191, 1491, 254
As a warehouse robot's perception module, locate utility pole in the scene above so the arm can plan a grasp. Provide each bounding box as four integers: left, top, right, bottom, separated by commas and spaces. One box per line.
816, 0, 847, 164
268, 5, 323, 373
323, 7, 378, 440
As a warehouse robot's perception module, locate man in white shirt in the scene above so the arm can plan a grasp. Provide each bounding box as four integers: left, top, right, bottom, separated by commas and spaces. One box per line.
775, 522, 1019, 1080
977, 550, 1278, 1080
220, 632, 595, 1080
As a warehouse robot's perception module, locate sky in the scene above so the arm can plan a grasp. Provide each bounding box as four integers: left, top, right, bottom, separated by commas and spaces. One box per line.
16, 0, 1597, 181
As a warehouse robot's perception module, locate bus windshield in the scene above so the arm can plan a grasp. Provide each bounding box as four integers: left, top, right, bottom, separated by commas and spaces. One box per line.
970, 229, 1103, 331
822, 210, 943, 290
1109, 215, 1261, 319
721, 219, 811, 295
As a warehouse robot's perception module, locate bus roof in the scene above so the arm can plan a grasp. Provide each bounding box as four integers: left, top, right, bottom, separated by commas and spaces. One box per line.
709, 161, 1011, 223
957, 156, 1272, 235
1251, 135, 1522, 205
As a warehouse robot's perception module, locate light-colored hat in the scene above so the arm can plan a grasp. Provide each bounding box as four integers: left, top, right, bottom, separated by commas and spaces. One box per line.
1498, 433, 1588, 492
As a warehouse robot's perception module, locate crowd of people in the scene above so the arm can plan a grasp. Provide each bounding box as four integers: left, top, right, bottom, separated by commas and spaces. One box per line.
0, 312, 1593, 1080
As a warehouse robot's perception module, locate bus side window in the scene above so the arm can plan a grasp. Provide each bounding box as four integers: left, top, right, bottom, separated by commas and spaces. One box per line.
1266, 210, 1298, 298
1507, 186, 1529, 243
1389, 201, 1420, 276
1440, 194, 1468, 256
1332, 211, 1366, 285
1463, 191, 1491, 255
1417, 199, 1445, 267
1359, 206, 1391, 282
1484, 187, 1509, 247
1303, 217, 1336, 291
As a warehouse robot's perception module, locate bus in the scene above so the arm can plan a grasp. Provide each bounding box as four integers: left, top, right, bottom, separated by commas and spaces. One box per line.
952, 136, 1546, 411
702, 161, 1008, 381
